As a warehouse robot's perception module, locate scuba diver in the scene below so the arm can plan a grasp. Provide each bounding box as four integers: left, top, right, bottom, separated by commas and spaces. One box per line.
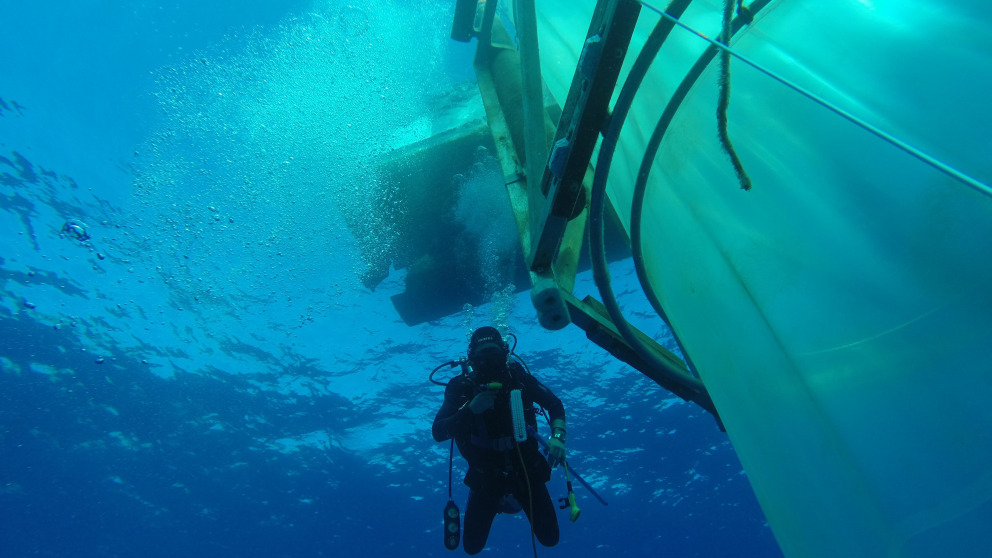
432, 326, 567, 555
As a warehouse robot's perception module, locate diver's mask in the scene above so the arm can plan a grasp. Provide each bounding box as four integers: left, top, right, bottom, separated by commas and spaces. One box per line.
467, 326, 510, 372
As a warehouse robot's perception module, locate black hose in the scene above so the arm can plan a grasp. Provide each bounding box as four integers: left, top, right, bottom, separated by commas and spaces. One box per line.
590, 0, 773, 401
589, 0, 706, 395
429, 360, 461, 386
629, 0, 773, 362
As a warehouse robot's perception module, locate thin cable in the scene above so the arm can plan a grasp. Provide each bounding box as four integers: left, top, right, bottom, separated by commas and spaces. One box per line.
516, 443, 538, 558
640, 1, 992, 199
448, 439, 454, 499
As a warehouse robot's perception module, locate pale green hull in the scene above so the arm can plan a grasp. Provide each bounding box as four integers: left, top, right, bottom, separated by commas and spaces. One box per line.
533, 1, 992, 556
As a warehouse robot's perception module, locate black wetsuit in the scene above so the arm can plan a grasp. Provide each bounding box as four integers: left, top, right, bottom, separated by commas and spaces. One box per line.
432, 362, 566, 555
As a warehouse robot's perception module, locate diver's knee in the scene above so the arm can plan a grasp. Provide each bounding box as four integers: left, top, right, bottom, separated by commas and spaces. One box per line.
537, 528, 559, 547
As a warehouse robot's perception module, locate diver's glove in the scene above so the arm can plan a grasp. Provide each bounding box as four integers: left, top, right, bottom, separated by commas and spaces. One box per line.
468, 390, 497, 414
547, 418, 567, 468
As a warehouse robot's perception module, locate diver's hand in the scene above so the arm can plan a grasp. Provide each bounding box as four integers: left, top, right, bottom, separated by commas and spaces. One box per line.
468, 390, 497, 414
547, 437, 566, 468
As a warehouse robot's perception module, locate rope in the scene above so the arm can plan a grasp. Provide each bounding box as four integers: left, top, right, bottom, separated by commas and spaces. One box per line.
717, 0, 752, 191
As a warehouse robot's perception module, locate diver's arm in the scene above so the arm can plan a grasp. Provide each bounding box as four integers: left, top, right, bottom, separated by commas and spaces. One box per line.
432, 379, 473, 442
520, 371, 565, 425
520, 370, 568, 467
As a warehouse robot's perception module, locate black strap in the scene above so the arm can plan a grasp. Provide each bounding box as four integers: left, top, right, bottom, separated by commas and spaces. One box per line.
471, 433, 519, 451
448, 438, 454, 499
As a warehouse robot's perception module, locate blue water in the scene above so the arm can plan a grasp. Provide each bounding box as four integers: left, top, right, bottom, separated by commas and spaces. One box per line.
1, 1, 782, 556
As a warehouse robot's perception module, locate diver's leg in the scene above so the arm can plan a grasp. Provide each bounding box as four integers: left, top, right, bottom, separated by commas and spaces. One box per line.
514, 478, 560, 547
462, 486, 500, 555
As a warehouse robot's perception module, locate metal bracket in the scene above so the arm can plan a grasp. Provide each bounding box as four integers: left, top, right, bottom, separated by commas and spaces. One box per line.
562, 292, 724, 430
528, 0, 641, 271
